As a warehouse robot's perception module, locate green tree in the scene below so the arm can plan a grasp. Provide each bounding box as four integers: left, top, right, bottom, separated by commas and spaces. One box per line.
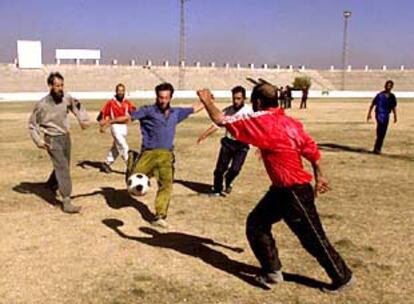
293, 76, 312, 90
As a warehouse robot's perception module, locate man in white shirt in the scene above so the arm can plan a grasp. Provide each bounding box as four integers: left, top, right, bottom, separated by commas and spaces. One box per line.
197, 86, 252, 196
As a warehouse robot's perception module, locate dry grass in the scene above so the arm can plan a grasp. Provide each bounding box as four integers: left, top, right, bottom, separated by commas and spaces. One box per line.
0, 98, 413, 304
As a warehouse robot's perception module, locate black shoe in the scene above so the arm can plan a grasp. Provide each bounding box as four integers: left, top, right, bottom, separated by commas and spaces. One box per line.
373, 149, 381, 155
100, 162, 112, 173
321, 275, 355, 294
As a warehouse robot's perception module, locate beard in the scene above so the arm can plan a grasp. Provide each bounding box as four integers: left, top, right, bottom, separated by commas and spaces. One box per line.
156, 102, 170, 113
115, 94, 124, 102
51, 90, 64, 103
233, 103, 244, 111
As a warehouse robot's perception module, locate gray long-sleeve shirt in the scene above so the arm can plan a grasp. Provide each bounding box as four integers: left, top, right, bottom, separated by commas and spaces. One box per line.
28, 93, 89, 147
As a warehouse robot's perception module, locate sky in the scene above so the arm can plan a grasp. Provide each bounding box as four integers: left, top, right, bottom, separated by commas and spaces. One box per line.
0, 0, 413, 68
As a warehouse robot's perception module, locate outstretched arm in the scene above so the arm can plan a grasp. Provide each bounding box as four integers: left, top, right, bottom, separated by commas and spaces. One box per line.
197, 124, 219, 144
197, 89, 225, 125
192, 101, 205, 113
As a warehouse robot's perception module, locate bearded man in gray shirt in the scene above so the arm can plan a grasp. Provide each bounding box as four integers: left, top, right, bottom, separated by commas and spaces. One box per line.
28, 72, 90, 213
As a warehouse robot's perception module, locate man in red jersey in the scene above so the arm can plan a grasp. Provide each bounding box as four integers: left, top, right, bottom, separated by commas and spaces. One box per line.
98, 84, 136, 173
196, 83, 353, 293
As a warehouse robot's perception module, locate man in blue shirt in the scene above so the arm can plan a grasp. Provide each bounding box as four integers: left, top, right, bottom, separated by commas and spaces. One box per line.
367, 80, 398, 154
128, 82, 204, 228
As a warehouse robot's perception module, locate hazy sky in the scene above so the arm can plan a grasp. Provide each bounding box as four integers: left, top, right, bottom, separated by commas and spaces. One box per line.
0, 0, 413, 68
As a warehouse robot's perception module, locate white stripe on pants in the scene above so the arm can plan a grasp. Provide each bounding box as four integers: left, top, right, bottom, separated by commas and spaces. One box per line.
106, 124, 129, 164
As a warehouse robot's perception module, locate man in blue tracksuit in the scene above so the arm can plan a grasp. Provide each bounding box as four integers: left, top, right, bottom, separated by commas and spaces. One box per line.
367, 80, 398, 154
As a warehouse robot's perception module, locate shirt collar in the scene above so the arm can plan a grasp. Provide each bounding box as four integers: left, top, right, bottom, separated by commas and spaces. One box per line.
267, 107, 284, 115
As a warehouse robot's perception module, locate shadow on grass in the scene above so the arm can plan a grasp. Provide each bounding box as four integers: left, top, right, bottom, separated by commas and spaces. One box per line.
318, 143, 414, 161
12, 182, 58, 207
103, 218, 329, 290
74, 187, 154, 222
77, 160, 125, 175
174, 179, 212, 194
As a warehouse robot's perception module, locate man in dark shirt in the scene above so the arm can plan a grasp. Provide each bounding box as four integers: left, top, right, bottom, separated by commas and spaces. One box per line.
367, 80, 398, 154
128, 83, 204, 228
197, 86, 252, 196
300, 85, 308, 109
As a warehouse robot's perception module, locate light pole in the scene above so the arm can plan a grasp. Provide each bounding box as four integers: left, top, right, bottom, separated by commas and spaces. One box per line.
341, 10, 352, 91
178, 0, 188, 90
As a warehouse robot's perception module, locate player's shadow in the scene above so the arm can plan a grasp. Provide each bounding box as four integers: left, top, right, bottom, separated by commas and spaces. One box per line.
103, 219, 329, 290
318, 143, 414, 161
73, 187, 154, 222
12, 182, 58, 207
174, 179, 212, 194
76, 160, 125, 175
318, 143, 372, 154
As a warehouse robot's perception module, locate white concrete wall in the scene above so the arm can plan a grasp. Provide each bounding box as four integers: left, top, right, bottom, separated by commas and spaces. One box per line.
0, 90, 413, 102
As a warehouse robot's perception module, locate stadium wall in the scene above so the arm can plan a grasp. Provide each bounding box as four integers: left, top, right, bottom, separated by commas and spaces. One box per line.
1, 90, 414, 102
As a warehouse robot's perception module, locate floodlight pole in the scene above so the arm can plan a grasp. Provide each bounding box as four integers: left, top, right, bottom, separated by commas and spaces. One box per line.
341, 10, 352, 91
178, 0, 188, 90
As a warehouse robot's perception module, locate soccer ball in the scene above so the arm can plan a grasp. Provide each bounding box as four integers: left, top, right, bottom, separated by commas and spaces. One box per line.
127, 173, 150, 196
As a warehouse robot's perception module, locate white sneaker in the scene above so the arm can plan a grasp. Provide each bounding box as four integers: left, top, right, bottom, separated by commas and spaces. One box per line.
322, 275, 356, 294
151, 218, 168, 229
254, 271, 284, 289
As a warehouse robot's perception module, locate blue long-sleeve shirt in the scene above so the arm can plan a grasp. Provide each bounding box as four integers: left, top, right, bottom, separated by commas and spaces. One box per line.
131, 104, 193, 150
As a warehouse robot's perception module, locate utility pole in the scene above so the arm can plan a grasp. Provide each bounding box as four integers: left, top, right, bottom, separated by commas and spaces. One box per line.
341, 10, 352, 90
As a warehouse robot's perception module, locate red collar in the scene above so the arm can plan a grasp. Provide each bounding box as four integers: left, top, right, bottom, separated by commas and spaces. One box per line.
267, 107, 284, 115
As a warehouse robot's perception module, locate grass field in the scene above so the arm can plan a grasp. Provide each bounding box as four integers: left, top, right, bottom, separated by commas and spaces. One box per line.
0, 98, 413, 304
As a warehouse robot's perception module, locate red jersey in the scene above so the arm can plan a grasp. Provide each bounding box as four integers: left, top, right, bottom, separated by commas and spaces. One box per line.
223, 108, 320, 187
100, 98, 136, 120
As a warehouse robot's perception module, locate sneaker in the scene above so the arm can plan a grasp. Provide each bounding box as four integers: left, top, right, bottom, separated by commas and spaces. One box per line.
209, 191, 227, 198
224, 185, 233, 194
100, 162, 112, 173
61, 198, 81, 214
254, 271, 284, 289
321, 275, 355, 294
151, 218, 168, 229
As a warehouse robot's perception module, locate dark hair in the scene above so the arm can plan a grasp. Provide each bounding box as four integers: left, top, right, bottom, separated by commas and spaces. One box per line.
251, 83, 279, 109
231, 85, 246, 98
155, 82, 174, 97
115, 83, 125, 91
47, 72, 64, 86
385, 80, 394, 87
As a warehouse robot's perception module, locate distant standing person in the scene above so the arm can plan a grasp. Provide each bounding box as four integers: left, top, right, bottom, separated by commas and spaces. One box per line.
279, 86, 286, 108
366, 80, 397, 154
284, 85, 293, 109
28, 72, 90, 213
300, 86, 308, 109
99, 84, 136, 173
128, 82, 204, 228
197, 86, 252, 196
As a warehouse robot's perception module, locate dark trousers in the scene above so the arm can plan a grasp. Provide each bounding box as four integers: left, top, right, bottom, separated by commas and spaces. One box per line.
374, 117, 389, 153
300, 99, 307, 109
213, 137, 249, 192
246, 183, 352, 285
45, 134, 72, 198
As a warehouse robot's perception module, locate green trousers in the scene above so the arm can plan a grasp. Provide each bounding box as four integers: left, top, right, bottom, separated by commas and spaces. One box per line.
131, 149, 174, 219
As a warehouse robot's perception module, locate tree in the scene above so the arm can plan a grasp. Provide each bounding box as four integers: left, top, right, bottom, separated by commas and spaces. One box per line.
293, 76, 312, 90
